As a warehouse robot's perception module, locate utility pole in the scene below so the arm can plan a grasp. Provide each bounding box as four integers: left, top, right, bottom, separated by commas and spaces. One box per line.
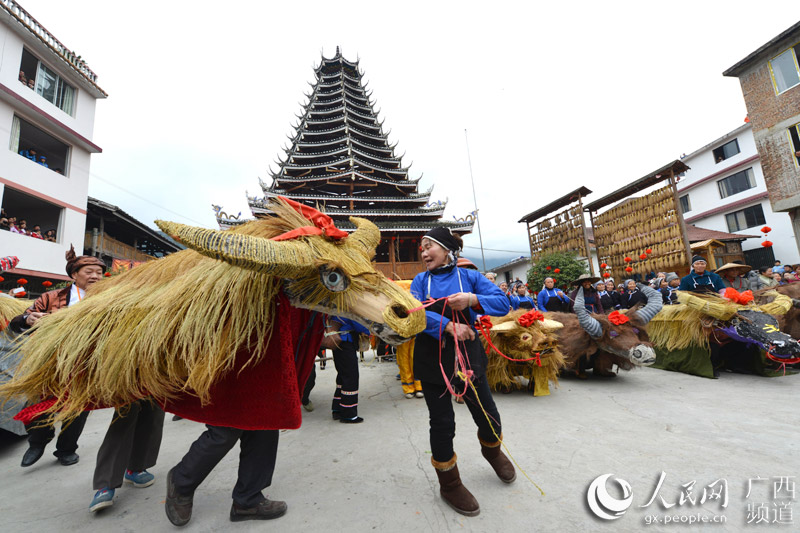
464, 129, 487, 272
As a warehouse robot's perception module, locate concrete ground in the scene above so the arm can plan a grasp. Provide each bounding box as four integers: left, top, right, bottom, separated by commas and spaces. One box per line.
0, 353, 798, 533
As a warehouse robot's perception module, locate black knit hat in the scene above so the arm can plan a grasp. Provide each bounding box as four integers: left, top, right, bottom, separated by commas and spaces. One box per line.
691, 255, 706, 265
423, 227, 461, 252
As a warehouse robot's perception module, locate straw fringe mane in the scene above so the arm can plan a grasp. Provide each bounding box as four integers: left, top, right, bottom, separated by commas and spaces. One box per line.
648, 290, 792, 351
0, 200, 334, 422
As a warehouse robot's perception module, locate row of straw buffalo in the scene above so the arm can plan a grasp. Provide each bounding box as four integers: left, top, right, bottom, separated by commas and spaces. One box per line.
482, 283, 800, 395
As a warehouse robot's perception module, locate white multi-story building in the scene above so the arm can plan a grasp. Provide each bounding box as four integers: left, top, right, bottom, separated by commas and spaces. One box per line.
677, 123, 797, 268
0, 1, 106, 286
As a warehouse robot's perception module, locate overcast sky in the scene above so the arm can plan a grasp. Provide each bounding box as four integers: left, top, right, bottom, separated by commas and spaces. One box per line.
24, 0, 800, 269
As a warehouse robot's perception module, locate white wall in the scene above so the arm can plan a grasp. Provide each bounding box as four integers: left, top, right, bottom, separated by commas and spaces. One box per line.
0, 18, 96, 278
679, 125, 798, 265
0, 20, 98, 139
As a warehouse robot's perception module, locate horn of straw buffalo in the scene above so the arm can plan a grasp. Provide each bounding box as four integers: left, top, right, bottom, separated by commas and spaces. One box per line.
574, 287, 603, 339
634, 283, 663, 324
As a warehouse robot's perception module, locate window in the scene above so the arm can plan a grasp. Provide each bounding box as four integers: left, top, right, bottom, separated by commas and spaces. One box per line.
725, 204, 766, 232
788, 123, 800, 166
769, 44, 800, 94
9, 115, 70, 175
717, 167, 756, 198
1, 186, 62, 242
712, 139, 740, 163
19, 48, 76, 115
679, 194, 691, 213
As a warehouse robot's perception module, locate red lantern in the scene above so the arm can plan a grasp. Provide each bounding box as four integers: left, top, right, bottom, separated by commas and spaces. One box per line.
0, 276, 4, 282
546, 266, 552, 271
42, 281, 52, 288
602, 272, 611, 278
624, 257, 632, 263
17, 278, 27, 285
645, 248, 652, 254
762, 240, 773, 248
625, 266, 633, 273
104, 272, 112, 277
600, 262, 608, 269
639, 253, 647, 260
554, 268, 560, 273
761, 226, 772, 233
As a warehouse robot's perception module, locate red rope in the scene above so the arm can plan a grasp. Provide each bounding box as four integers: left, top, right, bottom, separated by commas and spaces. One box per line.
475, 317, 542, 365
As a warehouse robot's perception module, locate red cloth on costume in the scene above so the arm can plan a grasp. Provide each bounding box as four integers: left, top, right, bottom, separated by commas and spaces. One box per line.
15, 294, 325, 431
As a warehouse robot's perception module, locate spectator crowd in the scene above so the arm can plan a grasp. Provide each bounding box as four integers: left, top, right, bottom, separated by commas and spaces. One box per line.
0, 208, 56, 242
483, 257, 800, 316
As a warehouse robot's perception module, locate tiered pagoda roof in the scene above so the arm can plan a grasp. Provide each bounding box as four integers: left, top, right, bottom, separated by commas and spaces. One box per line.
218, 48, 473, 235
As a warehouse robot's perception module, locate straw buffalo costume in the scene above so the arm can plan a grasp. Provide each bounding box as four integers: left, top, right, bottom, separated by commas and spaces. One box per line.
328, 317, 370, 423
410, 227, 514, 517
1, 199, 426, 526
8, 247, 104, 467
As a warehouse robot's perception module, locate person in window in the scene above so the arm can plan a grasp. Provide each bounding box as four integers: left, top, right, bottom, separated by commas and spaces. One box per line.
45, 229, 57, 242
717, 263, 751, 291
661, 273, 681, 305
29, 225, 43, 239
622, 279, 647, 309
509, 283, 535, 310
11, 219, 27, 235
19, 70, 27, 84
568, 275, 603, 314
410, 227, 514, 517
597, 280, 620, 313
537, 277, 569, 312
0, 218, 9, 231
27, 78, 34, 90
26, 148, 38, 162
38, 156, 48, 168
678, 256, 726, 293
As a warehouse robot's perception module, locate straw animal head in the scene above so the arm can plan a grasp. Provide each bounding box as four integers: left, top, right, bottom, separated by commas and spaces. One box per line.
156, 202, 424, 343
1, 199, 425, 423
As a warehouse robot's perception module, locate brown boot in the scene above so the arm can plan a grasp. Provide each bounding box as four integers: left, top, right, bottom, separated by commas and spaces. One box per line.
432, 454, 480, 516
478, 432, 516, 483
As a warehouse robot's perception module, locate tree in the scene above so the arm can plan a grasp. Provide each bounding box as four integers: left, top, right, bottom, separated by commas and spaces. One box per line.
527, 251, 588, 293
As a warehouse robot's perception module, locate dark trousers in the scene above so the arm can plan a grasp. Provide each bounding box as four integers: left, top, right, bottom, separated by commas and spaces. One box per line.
302, 365, 316, 405
26, 411, 90, 458
422, 377, 502, 463
171, 425, 279, 508
93, 401, 165, 490
331, 340, 359, 419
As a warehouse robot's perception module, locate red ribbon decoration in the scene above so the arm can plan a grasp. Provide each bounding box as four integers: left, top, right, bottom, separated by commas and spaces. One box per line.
723, 287, 754, 305
517, 310, 544, 327
608, 310, 629, 325
272, 197, 348, 241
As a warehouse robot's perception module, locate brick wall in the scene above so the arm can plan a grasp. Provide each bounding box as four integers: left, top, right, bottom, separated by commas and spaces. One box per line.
737, 60, 800, 212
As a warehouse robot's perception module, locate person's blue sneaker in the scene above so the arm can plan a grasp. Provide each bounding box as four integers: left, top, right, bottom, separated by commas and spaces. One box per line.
124, 469, 155, 488
89, 488, 114, 512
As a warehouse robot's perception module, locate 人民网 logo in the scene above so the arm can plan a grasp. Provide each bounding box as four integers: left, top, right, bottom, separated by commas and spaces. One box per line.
587, 473, 634, 520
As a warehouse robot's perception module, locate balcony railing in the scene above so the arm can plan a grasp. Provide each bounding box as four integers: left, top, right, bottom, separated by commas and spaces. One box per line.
0, 0, 99, 84
84, 232, 153, 262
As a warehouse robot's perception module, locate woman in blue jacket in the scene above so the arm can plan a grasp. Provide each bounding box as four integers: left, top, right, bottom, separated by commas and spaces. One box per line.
410, 227, 513, 518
